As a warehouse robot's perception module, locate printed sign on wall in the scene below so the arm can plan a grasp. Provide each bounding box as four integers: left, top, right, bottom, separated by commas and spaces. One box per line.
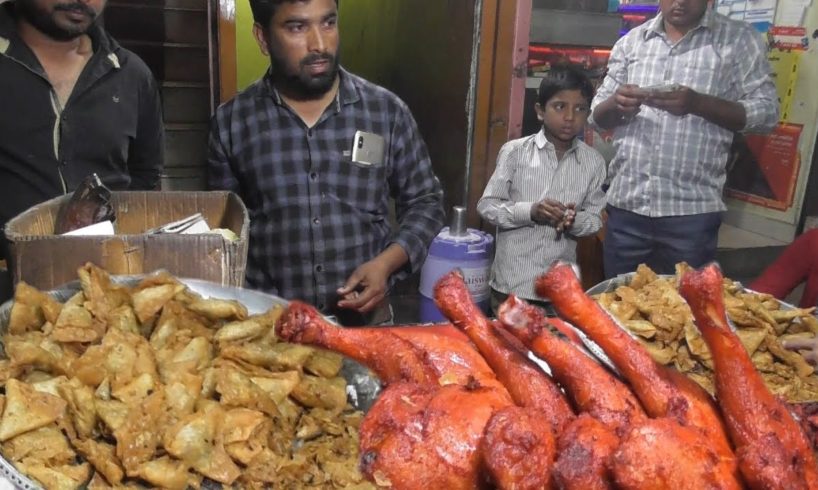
725, 123, 803, 211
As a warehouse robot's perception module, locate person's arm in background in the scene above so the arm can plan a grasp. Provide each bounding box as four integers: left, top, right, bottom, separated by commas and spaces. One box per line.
644, 26, 778, 132
206, 107, 241, 194
338, 102, 445, 313
590, 39, 646, 131
565, 156, 606, 238
477, 142, 536, 230
128, 72, 164, 190
750, 229, 818, 308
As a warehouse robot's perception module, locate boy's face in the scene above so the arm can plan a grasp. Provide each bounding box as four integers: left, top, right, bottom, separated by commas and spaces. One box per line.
535, 89, 590, 146
253, 0, 340, 97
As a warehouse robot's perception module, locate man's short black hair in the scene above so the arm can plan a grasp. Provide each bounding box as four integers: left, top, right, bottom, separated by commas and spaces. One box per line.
249, 0, 338, 27
537, 64, 595, 107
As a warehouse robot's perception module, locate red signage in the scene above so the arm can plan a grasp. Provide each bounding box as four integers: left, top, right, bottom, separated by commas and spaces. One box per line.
725, 123, 803, 211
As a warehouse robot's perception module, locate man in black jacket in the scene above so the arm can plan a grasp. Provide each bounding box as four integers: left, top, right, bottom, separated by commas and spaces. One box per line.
0, 0, 164, 262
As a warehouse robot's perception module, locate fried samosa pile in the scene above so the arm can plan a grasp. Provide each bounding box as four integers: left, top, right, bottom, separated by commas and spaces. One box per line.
0, 263, 373, 490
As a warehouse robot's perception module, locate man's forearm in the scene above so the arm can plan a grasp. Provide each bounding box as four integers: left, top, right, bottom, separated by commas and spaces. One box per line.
692, 93, 746, 132
375, 243, 410, 277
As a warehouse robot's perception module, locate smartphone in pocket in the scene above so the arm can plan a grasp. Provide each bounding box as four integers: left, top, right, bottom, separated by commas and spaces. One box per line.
351, 131, 385, 166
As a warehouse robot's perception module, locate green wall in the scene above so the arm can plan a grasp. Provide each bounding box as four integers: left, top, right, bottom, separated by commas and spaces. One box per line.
235, 1, 269, 91
336, 0, 477, 212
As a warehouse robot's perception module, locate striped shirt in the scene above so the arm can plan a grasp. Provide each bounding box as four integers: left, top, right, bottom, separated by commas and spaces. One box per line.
590, 8, 778, 217
477, 130, 606, 301
208, 68, 445, 312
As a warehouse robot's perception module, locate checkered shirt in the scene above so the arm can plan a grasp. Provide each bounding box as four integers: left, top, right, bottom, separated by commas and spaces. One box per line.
208, 68, 445, 310
591, 8, 779, 217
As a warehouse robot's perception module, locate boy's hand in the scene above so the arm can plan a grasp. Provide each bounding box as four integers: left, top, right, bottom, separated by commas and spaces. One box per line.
531, 199, 567, 226
557, 204, 577, 233
782, 335, 818, 365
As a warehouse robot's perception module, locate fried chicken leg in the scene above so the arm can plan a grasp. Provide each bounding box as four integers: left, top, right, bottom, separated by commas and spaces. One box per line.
360, 380, 511, 490
434, 271, 574, 433
535, 263, 741, 487
277, 301, 516, 489
498, 295, 645, 436
681, 264, 818, 490
499, 295, 636, 489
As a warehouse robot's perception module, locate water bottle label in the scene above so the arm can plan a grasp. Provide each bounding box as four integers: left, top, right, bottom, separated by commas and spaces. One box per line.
461, 267, 490, 301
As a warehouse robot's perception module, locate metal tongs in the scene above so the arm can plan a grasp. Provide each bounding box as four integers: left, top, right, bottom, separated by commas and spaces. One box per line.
146, 213, 207, 234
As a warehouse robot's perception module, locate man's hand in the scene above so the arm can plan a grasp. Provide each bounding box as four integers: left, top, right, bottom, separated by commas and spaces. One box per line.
336, 259, 390, 313
613, 84, 647, 119
336, 244, 409, 314
644, 86, 701, 116
592, 84, 647, 129
783, 335, 818, 364
531, 199, 567, 226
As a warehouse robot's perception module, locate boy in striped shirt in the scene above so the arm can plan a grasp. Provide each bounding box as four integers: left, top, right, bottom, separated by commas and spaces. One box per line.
478, 65, 606, 315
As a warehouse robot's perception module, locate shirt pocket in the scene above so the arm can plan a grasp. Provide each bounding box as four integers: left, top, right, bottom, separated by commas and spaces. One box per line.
328, 159, 389, 214
678, 45, 727, 96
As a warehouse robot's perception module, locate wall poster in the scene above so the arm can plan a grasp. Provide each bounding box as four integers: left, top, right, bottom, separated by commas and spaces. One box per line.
725, 123, 804, 211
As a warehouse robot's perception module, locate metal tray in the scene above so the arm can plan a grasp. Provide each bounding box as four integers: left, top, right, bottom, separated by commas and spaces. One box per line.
0, 276, 381, 490
581, 272, 800, 372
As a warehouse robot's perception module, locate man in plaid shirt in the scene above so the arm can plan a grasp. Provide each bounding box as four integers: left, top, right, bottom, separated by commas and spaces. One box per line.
591, 0, 778, 277
208, 0, 445, 324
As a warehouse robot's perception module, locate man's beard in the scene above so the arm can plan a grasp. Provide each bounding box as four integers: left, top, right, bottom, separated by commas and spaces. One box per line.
270, 51, 340, 100
15, 1, 98, 41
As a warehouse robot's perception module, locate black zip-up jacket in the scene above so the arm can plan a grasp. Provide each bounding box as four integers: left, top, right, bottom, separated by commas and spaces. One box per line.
0, 2, 164, 259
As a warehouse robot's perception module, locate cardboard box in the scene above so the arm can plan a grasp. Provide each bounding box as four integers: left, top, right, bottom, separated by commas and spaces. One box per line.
4, 191, 249, 290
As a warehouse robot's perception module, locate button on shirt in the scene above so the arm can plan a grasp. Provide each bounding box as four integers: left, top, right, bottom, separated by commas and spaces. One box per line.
477, 130, 606, 300
590, 8, 778, 217
208, 69, 445, 310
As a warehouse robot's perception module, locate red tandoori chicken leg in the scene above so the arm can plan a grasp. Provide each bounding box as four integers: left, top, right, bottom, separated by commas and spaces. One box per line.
434, 270, 574, 433
535, 263, 741, 487
359, 380, 511, 490
277, 300, 435, 384
496, 294, 643, 489
481, 406, 557, 490
498, 295, 645, 437
681, 264, 818, 490
434, 271, 565, 489
498, 294, 749, 490
277, 300, 507, 393
277, 300, 519, 489
534, 264, 734, 446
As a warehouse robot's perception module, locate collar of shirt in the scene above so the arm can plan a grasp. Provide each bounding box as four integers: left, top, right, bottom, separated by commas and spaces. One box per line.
533, 129, 580, 159
645, 6, 716, 40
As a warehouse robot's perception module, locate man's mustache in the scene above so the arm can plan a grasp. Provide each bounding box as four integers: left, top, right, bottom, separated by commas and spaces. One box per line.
54, 2, 97, 17
301, 53, 334, 67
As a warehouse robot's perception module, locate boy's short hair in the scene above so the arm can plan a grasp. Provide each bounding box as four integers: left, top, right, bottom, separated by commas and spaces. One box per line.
249, 0, 337, 27
537, 64, 594, 107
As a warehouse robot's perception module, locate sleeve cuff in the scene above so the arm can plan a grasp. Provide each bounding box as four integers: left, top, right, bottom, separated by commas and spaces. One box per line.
391, 233, 426, 275
740, 99, 778, 133
512, 202, 535, 226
